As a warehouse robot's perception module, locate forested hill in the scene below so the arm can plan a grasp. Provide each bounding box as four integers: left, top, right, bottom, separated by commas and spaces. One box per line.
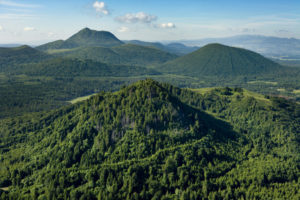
66, 28, 123, 47
0, 45, 50, 68
36, 28, 123, 51
0, 79, 299, 199
158, 43, 283, 77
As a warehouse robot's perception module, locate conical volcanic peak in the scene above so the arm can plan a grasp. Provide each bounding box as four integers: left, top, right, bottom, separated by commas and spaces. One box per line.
65, 27, 124, 48
159, 43, 282, 77
36, 28, 124, 50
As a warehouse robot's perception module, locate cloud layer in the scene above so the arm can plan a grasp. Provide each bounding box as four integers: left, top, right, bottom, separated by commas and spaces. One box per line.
118, 26, 129, 33
159, 23, 176, 29
24, 27, 36, 31
93, 1, 109, 15
116, 12, 157, 24
0, 26, 3, 31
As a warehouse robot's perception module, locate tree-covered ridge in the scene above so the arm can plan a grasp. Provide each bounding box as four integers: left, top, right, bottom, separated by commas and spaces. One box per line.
111, 44, 178, 66
0, 45, 51, 69
6, 58, 160, 77
158, 43, 283, 77
46, 44, 178, 66
0, 80, 299, 199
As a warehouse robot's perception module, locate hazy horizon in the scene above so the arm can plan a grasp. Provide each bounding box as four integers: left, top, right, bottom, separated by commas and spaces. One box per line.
0, 0, 300, 44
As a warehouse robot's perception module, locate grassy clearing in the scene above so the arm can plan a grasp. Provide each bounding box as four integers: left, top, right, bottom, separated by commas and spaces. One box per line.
0, 187, 9, 191
277, 88, 286, 92
247, 81, 278, 85
293, 90, 300, 94
68, 93, 97, 104
24, 81, 41, 86
190, 88, 216, 94
191, 87, 270, 104
0, 73, 7, 81
46, 48, 75, 54
243, 89, 270, 103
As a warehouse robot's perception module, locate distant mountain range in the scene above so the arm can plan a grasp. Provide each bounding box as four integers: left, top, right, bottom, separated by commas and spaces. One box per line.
2, 33, 300, 59
1, 28, 293, 79
176, 35, 300, 58
37, 29, 199, 56
1, 28, 292, 79
124, 40, 199, 55
36, 28, 178, 66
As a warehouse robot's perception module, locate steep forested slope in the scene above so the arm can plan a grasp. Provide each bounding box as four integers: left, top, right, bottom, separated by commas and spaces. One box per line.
0, 80, 299, 199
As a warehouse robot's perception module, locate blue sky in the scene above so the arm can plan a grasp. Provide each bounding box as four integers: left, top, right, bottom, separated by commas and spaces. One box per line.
0, 0, 300, 44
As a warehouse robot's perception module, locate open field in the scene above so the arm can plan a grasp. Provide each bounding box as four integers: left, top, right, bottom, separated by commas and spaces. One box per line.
277, 88, 286, 92
46, 48, 76, 54
0, 187, 9, 191
293, 90, 300, 94
190, 87, 216, 94
68, 93, 97, 104
248, 81, 278, 85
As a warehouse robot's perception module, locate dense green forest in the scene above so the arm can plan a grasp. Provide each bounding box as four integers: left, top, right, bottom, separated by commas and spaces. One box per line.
46, 44, 177, 66
0, 79, 299, 199
5, 58, 160, 77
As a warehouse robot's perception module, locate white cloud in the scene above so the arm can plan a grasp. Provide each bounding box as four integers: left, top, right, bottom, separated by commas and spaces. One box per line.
118, 26, 129, 33
24, 27, 36, 31
0, 26, 3, 31
159, 23, 176, 29
0, 0, 40, 8
48, 32, 55, 37
93, 1, 109, 15
116, 12, 157, 24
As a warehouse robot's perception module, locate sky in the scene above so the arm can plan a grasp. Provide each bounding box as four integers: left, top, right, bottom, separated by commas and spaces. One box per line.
0, 0, 300, 44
